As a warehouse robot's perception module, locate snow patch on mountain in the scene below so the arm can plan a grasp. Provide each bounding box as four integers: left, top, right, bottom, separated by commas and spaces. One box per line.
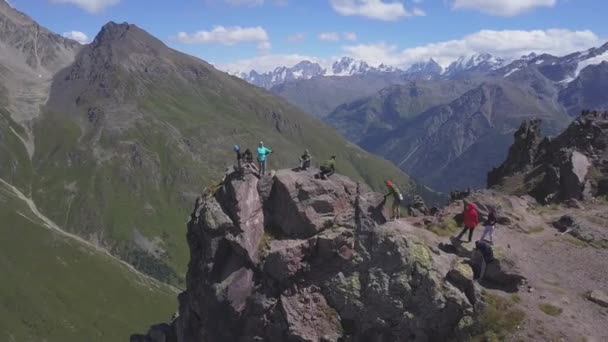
575, 50, 608, 77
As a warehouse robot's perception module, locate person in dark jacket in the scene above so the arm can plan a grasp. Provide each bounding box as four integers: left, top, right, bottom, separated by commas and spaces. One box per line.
299, 149, 312, 170
455, 201, 479, 242
479, 207, 497, 243
474, 239, 495, 280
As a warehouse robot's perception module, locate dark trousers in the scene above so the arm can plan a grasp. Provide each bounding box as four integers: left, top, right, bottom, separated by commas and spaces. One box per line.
456, 226, 475, 242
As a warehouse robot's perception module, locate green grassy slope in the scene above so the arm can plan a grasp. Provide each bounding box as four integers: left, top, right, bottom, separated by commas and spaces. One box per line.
0, 181, 176, 342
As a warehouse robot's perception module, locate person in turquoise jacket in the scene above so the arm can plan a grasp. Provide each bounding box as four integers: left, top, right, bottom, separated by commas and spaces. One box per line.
257, 141, 272, 176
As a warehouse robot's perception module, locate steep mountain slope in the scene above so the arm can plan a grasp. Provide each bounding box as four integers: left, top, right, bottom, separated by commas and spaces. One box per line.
326, 80, 477, 143
0, 179, 176, 342
559, 62, 608, 116
362, 80, 570, 192
0, 12, 433, 289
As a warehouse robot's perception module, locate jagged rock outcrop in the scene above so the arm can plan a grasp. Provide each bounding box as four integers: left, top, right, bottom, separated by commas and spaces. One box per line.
488, 110, 608, 203
136, 169, 477, 341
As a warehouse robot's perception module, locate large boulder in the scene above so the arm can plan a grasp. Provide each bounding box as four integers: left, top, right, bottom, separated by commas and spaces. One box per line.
269, 169, 359, 238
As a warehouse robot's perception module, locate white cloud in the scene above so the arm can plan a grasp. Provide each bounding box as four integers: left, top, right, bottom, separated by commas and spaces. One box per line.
176, 26, 271, 50
329, 0, 425, 21
411, 7, 426, 16
343, 32, 358, 41
452, 0, 556, 16
50, 0, 120, 13
224, 0, 264, 6
319, 32, 341, 42
287, 33, 306, 43
216, 54, 326, 73
62, 31, 90, 44
318, 32, 358, 42
342, 29, 602, 68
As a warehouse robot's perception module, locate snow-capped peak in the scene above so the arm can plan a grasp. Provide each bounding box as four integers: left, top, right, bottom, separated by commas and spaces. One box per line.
444, 53, 507, 76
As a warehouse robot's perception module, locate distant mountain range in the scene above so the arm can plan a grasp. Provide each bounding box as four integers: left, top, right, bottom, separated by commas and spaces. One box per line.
236, 41, 608, 192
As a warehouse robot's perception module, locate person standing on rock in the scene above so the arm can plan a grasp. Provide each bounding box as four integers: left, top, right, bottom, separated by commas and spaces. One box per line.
299, 149, 312, 170
384, 180, 403, 220
257, 141, 272, 176
233, 144, 242, 171
455, 201, 479, 242
479, 207, 497, 244
316, 156, 336, 179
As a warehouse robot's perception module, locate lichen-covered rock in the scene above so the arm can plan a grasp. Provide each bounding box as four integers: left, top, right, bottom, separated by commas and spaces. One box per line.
137, 169, 473, 342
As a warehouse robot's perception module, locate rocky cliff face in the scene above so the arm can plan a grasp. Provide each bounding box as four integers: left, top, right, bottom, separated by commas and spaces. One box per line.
488, 110, 608, 203
134, 168, 476, 341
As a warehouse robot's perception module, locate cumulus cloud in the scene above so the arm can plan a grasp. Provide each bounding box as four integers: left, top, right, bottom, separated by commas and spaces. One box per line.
329, 0, 425, 21
452, 0, 556, 16
50, 0, 120, 13
176, 26, 271, 50
62, 31, 90, 44
342, 29, 602, 68
287, 33, 306, 43
216, 54, 326, 73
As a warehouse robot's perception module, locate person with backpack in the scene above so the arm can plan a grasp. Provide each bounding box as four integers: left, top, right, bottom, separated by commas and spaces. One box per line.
299, 149, 312, 170
384, 180, 403, 221
316, 156, 336, 179
455, 201, 479, 242
257, 141, 272, 176
479, 207, 497, 244
233, 144, 242, 171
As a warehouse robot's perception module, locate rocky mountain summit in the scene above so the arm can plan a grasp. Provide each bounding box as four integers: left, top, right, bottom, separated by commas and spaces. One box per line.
134, 163, 608, 341
133, 168, 482, 341
488, 110, 608, 203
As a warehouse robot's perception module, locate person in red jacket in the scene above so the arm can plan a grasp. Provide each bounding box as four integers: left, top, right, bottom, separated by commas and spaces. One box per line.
455, 201, 479, 242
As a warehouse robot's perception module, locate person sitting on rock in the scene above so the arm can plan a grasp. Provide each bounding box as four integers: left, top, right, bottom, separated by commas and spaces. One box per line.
479, 207, 497, 244
257, 141, 273, 176
474, 239, 495, 280
299, 149, 312, 170
384, 180, 403, 220
455, 201, 479, 242
316, 156, 336, 179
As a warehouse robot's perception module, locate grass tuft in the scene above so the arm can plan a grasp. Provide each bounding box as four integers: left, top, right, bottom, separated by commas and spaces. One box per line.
539, 303, 563, 317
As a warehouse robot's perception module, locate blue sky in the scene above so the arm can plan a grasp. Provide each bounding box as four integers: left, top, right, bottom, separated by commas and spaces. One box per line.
7, 0, 608, 72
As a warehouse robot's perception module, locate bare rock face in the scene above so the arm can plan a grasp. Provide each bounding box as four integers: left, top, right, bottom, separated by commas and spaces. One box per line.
135, 169, 475, 341
488, 111, 608, 203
